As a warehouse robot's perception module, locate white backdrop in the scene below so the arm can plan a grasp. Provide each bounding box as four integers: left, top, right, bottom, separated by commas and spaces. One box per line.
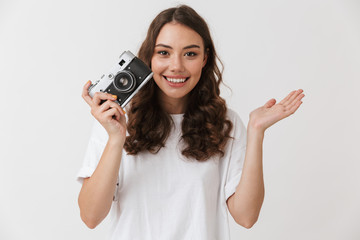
0, 0, 359, 239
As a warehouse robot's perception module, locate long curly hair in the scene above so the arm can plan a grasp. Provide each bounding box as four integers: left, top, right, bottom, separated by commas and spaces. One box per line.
124, 5, 233, 161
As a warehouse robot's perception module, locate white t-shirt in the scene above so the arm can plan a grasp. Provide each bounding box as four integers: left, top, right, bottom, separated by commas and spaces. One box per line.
77, 108, 247, 240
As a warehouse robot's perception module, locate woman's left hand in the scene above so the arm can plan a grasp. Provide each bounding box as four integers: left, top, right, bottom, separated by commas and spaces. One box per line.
248, 89, 305, 132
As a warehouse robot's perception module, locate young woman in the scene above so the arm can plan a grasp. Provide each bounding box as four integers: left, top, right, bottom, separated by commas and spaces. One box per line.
78, 5, 304, 240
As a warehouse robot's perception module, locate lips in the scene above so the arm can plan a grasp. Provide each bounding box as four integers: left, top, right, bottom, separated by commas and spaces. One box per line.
163, 76, 189, 83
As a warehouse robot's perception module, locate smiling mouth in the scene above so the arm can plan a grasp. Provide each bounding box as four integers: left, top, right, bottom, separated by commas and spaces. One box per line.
163, 76, 189, 83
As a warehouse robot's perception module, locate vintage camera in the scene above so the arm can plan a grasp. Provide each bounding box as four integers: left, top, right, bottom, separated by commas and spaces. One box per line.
88, 51, 153, 108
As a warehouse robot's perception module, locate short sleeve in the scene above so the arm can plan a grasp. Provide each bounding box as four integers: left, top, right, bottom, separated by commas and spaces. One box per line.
224, 109, 247, 201
76, 120, 109, 184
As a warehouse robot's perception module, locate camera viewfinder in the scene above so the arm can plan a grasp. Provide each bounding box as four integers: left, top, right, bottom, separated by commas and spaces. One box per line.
119, 60, 126, 66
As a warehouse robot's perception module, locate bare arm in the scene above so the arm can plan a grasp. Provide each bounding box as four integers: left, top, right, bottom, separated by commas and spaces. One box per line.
227, 127, 265, 228
78, 138, 124, 229
78, 81, 127, 229
227, 89, 305, 228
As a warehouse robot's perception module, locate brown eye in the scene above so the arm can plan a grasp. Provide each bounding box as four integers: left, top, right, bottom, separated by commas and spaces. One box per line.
158, 51, 169, 55
185, 52, 197, 57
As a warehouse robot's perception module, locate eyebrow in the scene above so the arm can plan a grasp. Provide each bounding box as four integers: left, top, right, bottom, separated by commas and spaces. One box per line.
155, 44, 201, 50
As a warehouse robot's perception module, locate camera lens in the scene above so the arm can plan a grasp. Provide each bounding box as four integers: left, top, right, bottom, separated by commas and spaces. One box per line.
114, 71, 136, 93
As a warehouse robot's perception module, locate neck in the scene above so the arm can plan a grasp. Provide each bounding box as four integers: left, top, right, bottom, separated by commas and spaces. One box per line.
157, 91, 188, 114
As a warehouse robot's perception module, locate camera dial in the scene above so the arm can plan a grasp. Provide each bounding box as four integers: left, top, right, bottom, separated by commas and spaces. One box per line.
114, 71, 136, 93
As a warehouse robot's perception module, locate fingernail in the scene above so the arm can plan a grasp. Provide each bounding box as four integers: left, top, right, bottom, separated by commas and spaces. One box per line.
112, 95, 117, 99
122, 109, 126, 114
86, 80, 91, 85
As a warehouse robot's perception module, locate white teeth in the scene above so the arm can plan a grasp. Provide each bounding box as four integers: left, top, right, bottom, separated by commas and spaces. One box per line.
166, 77, 187, 83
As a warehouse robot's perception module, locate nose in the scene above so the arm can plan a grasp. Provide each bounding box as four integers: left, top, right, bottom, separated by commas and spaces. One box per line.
169, 54, 185, 72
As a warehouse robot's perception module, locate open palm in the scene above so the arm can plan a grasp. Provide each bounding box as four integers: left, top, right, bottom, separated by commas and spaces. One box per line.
249, 89, 305, 132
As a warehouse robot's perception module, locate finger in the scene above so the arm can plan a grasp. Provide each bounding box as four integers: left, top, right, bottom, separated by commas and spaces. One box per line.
119, 106, 126, 115
82, 80, 93, 106
288, 100, 303, 115
286, 93, 305, 111
283, 89, 303, 106
279, 90, 296, 105
98, 100, 123, 115
106, 101, 126, 115
264, 98, 276, 108
103, 107, 121, 121
93, 92, 117, 106
97, 100, 113, 113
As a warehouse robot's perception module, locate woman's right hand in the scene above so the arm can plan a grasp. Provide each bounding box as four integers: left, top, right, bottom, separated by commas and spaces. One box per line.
82, 81, 127, 144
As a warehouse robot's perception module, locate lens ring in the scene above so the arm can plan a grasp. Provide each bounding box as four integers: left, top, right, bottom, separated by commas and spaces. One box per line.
113, 71, 136, 93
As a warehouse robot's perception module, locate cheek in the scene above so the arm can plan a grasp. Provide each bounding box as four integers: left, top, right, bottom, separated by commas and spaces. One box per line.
187, 60, 204, 76
151, 59, 165, 84
151, 58, 166, 75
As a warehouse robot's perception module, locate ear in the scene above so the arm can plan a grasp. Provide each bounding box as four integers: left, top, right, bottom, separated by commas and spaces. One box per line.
202, 48, 209, 68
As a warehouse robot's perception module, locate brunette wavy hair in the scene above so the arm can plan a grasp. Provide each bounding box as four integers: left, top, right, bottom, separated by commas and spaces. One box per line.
124, 5, 233, 161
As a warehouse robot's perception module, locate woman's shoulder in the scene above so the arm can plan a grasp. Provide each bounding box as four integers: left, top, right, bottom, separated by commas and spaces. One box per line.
89, 113, 129, 144
226, 108, 244, 124
226, 108, 247, 142
88, 120, 109, 145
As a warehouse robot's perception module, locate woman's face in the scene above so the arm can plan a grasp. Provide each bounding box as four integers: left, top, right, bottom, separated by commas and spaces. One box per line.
151, 22, 207, 105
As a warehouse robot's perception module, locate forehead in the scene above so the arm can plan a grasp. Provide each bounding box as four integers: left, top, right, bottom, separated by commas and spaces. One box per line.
155, 22, 204, 48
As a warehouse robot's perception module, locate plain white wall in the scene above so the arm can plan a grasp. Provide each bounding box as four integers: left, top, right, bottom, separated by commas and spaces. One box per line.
0, 0, 359, 239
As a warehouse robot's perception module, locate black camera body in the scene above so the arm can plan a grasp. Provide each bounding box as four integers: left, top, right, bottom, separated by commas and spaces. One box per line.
88, 51, 153, 108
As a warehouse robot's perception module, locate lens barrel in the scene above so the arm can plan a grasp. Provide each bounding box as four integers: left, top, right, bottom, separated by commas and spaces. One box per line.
114, 71, 136, 93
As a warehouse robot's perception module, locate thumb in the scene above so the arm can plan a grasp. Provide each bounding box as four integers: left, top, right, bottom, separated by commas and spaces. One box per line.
264, 98, 276, 108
